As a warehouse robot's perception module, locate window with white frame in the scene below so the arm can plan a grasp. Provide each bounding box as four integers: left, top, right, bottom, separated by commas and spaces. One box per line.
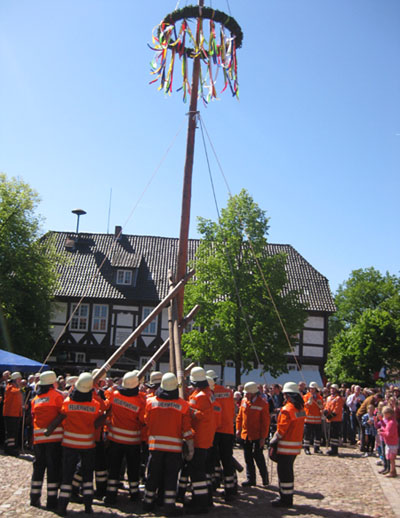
70, 304, 89, 331
75, 352, 86, 363
116, 269, 132, 285
142, 307, 158, 335
92, 304, 108, 332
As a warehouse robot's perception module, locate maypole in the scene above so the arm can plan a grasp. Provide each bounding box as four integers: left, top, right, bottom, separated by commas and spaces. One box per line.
150, 2, 243, 393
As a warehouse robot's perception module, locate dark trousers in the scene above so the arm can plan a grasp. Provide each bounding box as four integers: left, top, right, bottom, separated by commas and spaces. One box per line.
144, 450, 182, 508
276, 454, 296, 504
213, 432, 235, 494
243, 439, 267, 483
30, 442, 62, 507
4, 416, 20, 455
303, 423, 322, 451
329, 421, 342, 453
106, 441, 141, 500
59, 447, 95, 511
349, 412, 358, 443
179, 448, 209, 509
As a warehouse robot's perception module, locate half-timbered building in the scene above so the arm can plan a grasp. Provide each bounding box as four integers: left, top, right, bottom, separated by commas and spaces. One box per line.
45, 228, 336, 385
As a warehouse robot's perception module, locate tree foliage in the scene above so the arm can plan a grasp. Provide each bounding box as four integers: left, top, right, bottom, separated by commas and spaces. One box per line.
325, 268, 400, 384
181, 190, 307, 385
0, 173, 59, 362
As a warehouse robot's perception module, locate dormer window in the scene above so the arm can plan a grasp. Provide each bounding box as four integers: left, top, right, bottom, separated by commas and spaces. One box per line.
117, 269, 133, 285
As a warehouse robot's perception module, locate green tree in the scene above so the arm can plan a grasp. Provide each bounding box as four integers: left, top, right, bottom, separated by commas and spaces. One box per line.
181, 189, 307, 385
0, 173, 59, 361
325, 268, 400, 384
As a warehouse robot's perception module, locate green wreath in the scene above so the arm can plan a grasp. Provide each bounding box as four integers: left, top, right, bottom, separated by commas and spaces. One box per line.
158, 5, 243, 51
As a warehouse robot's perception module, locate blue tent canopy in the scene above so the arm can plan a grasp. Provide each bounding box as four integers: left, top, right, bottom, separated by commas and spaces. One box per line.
0, 349, 49, 373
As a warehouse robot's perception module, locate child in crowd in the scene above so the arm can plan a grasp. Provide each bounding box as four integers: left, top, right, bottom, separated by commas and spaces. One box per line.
374, 402, 386, 467
378, 406, 398, 478
362, 404, 377, 457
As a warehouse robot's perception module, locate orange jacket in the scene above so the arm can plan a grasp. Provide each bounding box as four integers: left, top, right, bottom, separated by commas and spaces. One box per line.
107, 389, 145, 445
31, 388, 64, 444
324, 395, 344, 422
236, 394, 270, 441
3, 383, 23, 417
61, 396, 102, 449
276, 401, 305, 455
303, 392, 323, 424
93, 389, 108, 442
213, 384, 235, 435
145, 395, 193, 452
189, 387, 216, 449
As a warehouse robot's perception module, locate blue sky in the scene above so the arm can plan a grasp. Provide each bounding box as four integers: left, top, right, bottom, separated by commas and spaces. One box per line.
1, 0, 399, 294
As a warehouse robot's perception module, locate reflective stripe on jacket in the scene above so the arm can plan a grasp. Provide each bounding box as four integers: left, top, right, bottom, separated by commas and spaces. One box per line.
144, 395, 193, 452
32, 388, 64, 444
276, 401, 305, 455
236, 394, 270, 441
303, 392, 323, 424
61, 397, 102, 449
107, 390, 145, 445
213, 384, 235, 434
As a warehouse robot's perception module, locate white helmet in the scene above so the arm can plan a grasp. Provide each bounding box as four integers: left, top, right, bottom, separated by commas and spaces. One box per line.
149, 371, 163, 385
206, 369, 218, 381
244, 382, 258, 394
282, 382, 300, 395
92, 369, 106, 381
10, 372, 22, 381
207, 376, 215, 390
75, 373, 94, 393
122, 371, 139, 389
309, 381, 319, 390
65, 375, 78, 387
190, 367, 206, 383
331, 383, 339, 391
38, 371, 57, 386
161, 373, 178, 392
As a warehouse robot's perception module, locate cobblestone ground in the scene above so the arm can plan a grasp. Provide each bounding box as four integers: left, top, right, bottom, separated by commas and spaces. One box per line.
0, 445, 399, 518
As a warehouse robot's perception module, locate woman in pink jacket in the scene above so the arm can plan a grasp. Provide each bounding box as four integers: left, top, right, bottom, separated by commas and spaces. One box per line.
378, 406, 399, 478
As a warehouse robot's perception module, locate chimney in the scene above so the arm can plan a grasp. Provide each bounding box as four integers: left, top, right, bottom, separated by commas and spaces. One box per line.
115, 226, 122, 239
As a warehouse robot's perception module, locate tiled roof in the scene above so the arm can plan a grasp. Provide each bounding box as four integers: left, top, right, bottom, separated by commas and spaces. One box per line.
45, 232, 336, 312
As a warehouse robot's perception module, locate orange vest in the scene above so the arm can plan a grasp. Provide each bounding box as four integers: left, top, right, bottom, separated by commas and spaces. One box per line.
236, 394, 270, 441
303, 392, 323, 424
3, 384, 23, 417
31, 388, 64, 444
276, 401, 305, 455
325, 394, 344, 422
145, 395, 193, 452
189, 387, 216, 449
107, 389, 145, 445
93, 389, 108, 442
61, 396, 102, 449
213, 384, 235, 435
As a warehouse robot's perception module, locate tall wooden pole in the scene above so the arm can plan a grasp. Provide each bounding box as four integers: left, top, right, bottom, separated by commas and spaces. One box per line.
175, 0, 204, 324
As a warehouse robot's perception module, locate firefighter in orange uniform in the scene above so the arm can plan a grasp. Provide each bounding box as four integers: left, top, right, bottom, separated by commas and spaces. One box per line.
206, 369, 236, 499
3, 372, 23, 457
3, 371, 23, 456
105, 371, 145, 504
178, 366, 215, 514
324, 383, 344, 456
143, 372, 194, 516
303, 381, 323, 454
46, 372, 103, 515
269, 381, 306, 507
30, 371, 64, 509
236, 381, 270, 487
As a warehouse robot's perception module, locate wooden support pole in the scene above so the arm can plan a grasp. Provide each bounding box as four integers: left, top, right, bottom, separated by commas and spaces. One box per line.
137, 304, 200, 380
92, 270, 195, 382
168, 270, 177, 373
175, 0, 204, 323
184, 362, 196, 377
